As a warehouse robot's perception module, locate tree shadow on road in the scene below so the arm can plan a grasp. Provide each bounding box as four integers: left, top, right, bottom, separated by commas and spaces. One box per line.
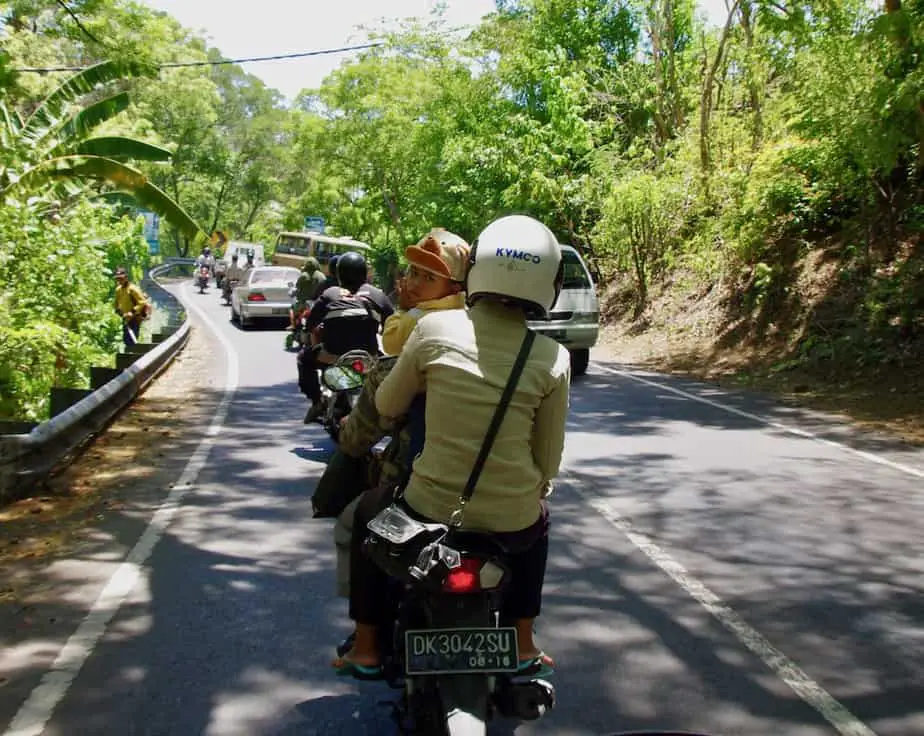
3, 365, 924, 735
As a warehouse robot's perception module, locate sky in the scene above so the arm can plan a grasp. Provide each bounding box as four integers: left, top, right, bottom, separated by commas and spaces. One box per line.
142, 0, 729, 103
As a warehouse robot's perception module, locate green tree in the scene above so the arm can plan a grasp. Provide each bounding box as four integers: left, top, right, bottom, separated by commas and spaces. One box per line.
0, 60, 207, 243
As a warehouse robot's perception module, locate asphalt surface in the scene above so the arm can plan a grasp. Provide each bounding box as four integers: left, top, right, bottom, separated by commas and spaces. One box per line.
2, 279, 924, 736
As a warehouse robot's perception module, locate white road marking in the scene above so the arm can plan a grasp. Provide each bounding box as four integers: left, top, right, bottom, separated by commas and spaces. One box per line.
597, 364, 924, 480
4, 282, 239, 736
567, 478, 878, 736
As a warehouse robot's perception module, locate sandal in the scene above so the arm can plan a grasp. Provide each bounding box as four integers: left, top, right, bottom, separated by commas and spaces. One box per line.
517, 652, 555, 678
332, 656, 384, 681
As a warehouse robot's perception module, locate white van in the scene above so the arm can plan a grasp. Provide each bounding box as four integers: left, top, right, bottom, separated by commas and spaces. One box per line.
223, 241, 266, 268
527, 245, 599, 376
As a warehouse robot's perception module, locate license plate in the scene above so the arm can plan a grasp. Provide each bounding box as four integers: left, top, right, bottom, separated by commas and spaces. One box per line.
272, 307, 288, 315
405, 627, 518, 675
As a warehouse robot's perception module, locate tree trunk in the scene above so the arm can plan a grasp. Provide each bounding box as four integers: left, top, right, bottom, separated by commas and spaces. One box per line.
739, 0, 764, 151
699, 0, 740, 202
208, 170, 233, 235
242, 199, 263, 234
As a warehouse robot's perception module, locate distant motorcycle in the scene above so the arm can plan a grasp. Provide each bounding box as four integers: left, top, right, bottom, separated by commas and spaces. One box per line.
214, 260, 227, 290
286, 305, 312, 351
317, 350, 375, 441
196, 265, 210, 294
222, 278, 239, 306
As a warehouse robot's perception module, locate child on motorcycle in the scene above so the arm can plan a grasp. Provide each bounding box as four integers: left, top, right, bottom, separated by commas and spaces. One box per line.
381, 228, 470, 355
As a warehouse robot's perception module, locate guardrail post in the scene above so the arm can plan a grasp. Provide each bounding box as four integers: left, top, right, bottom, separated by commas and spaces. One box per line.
116, 353, 140, 371
49, 387, 94, 418
0, 421, 39, 435
90, 366, 122, 389
126, 343, 156, 356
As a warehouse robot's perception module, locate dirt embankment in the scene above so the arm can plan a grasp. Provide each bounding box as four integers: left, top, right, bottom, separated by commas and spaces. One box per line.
595, 242, 924, 446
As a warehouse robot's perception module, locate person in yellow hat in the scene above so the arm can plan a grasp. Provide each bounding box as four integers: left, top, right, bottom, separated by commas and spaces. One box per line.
113, 266, 150, 346
381, 228, 470, 355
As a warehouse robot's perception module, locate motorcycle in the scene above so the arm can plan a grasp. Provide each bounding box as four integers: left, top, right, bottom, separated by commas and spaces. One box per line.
363, 518, 556, 735
222, 278, 239, 306
318, 350, 375, 441
285, 287, 312, 351
196, 265, 210, 293
214, 260, 227, 290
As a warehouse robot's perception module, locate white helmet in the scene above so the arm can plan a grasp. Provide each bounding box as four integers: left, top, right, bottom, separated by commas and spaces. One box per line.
466, 215, 563, 318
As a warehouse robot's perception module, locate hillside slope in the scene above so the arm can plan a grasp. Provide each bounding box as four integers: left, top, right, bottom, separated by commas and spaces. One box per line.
597, 235, 924, 445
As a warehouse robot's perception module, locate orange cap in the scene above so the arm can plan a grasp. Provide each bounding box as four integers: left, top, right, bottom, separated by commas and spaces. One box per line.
405, 228, 471, 282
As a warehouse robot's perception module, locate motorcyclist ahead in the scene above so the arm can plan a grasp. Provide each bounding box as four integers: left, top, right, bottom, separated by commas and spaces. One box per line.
195, 246, 215, 274
225, 252, 244, 282
298, 251, 394, 423
222, 253, 245, 301
321, 255, 340, 290
296, 256, 327, 309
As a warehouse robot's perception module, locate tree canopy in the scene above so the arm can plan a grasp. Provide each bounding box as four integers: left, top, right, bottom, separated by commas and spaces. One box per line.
2, 0, 923, 419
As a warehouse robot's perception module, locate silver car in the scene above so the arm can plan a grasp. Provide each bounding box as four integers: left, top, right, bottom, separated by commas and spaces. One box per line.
527, 245, 599, 376
230, 266, 301, 329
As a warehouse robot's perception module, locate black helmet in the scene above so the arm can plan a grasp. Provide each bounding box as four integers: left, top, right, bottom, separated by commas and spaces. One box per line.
337, 251, 367, 292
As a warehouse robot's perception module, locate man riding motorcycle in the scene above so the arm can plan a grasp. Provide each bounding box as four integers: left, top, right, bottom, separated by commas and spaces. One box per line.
297, 251, 394, 423
195, 246, 215, 274
222, 252, 245, 303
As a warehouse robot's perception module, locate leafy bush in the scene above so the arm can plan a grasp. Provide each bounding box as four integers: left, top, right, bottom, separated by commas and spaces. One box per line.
594, 172, 687, 314
0, 198, 148, 421
732, 137, 863, 263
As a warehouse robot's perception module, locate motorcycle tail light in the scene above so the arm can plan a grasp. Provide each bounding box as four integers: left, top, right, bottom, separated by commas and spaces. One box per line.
443, 558, 482, 593
247, 293, 266, 302
442, 557, 506, 593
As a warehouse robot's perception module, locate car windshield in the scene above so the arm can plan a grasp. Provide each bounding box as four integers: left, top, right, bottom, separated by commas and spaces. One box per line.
250, 268, 299, 284
561, 250, 592, 289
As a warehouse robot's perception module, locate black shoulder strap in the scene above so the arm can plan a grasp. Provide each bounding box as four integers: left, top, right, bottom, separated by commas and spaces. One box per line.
460, 329, 536, 503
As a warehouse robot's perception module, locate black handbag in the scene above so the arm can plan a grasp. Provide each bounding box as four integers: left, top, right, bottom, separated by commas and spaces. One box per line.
361, 329, 536, 590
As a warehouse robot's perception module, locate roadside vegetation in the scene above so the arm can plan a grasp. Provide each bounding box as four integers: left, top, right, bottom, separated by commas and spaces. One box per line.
2, 0, 922, 427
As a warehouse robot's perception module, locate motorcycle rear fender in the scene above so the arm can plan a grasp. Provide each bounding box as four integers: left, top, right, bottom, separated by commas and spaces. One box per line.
422, 590, 497, 629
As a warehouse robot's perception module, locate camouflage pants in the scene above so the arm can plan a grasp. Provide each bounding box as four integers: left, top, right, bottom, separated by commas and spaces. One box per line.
333, 494, 362, 598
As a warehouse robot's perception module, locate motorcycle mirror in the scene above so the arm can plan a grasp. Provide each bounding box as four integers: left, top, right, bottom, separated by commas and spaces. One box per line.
322, 366, 364, 392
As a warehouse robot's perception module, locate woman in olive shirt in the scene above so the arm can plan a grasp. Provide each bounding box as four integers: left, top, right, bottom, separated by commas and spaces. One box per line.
335, 215, 570, 679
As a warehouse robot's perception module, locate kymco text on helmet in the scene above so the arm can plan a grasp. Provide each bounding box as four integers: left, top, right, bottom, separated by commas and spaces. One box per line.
496, 247, 542, 264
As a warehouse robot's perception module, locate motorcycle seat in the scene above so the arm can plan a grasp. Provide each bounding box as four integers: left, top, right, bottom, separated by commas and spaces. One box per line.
443, 529, 510, 557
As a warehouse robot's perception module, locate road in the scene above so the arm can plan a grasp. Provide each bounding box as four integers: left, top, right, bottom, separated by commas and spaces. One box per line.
2, 279, 924, 736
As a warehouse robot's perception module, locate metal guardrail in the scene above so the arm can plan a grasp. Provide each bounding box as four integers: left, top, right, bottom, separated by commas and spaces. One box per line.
0, 258, 197, 503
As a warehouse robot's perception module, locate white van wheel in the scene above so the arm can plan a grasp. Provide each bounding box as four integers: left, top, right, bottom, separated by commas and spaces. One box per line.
570, 348, 589, 377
